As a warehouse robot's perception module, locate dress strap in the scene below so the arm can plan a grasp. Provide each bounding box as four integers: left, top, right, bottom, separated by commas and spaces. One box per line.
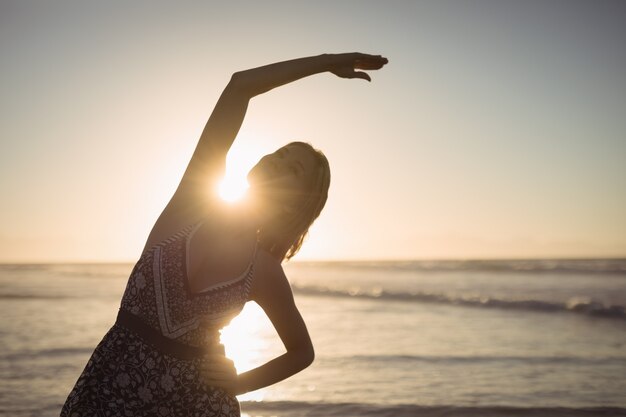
250, 235, 259, 264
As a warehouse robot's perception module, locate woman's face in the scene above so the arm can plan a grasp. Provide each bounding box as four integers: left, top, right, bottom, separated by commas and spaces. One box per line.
247, 144, 319, 216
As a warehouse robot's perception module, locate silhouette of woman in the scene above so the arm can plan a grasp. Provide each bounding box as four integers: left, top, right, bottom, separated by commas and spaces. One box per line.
61, 52, 388, 416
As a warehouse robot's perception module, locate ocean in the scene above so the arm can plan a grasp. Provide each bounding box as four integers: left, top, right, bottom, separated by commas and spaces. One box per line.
1, 259, 625, 417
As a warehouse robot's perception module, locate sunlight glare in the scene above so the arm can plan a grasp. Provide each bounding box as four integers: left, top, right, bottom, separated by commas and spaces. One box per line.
218, 175, 249, 202
216, 137, 270, 202
220, 302, 281, 401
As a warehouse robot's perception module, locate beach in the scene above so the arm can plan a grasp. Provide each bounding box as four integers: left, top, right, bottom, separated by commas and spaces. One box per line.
1, 260, 625, 416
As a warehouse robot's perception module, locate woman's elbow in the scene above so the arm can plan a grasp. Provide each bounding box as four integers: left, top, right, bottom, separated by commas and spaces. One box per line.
228, 71, 253, 95
302, 344, 315, 368
289, 343, 314, 370
229, 71, 244, 85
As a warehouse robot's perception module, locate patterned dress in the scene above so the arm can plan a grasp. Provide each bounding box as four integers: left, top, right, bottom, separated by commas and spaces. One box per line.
61, 221, 256, 417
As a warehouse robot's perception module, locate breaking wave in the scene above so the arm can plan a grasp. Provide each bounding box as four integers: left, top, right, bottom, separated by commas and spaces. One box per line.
292, 285, 626, 320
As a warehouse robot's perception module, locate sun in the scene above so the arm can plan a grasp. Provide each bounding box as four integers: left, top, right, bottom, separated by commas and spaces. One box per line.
218, 175, 249, 202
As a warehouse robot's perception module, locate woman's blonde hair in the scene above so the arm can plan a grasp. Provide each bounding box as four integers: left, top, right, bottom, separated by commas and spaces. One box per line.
259, 142, 331, 262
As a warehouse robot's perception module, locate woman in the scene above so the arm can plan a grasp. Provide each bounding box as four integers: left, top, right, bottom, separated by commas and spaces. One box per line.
61, 52, 388, 416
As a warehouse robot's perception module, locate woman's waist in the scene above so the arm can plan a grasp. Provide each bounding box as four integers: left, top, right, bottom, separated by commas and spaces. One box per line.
115, 309, 224, 360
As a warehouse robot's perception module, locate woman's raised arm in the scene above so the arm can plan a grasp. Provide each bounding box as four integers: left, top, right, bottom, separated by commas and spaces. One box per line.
169, 53, 388, 211
230, 52, 387, 97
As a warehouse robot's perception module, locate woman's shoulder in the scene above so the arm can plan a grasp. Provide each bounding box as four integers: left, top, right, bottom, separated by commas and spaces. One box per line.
249, 248, 288, 295
255, 248, 283, 275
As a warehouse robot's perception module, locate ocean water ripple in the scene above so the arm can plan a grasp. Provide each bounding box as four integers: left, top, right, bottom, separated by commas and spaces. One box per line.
292, 285, 626, 320
241, 401, 626, 417
299, 258, 626, 274
325, 354, 626, 366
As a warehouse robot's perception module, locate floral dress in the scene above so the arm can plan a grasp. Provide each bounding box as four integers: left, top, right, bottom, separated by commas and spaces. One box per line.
61, 221, 256, 417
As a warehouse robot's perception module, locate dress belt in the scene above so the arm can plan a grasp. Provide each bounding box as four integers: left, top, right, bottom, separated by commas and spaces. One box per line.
115, 309, 224, 360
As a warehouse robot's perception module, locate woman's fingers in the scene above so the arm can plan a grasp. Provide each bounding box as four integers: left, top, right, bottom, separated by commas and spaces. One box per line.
351, 71, 372, 82
201, 355, 237, 380
201, 355, 240, 395
355, 57, 388, 70
202, 357, 239, 395
202, 361, 236, 375
330, 67, 372, 81
204, 377, 237, 392
206, 356, 235, 366
204, 368, 236, 376
205, 379, 239, 396
329, 53, 388, 81
204, 374, 235, 384
204, 354, 235, 365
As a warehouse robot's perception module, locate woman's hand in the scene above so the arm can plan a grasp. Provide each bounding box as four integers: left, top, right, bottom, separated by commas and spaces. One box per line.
328, 53, 389, 82
201, 354, 240, 396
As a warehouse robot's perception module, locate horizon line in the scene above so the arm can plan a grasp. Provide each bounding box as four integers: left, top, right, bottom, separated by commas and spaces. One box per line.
1, 256, 625, 265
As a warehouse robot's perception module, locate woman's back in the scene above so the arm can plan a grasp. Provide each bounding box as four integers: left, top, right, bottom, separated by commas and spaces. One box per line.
128, 217, 256, 344
61, 219, 251, 416
143, 196, 259, 288
186, 211, 258, 294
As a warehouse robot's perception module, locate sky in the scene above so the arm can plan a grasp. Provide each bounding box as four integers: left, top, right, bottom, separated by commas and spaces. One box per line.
1, 0, 625, 262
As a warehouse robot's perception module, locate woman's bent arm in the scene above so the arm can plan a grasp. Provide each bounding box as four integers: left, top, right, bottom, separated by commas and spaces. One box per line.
234, 323, 314, 395
218, 253, 315, 395
236, 254, 314, 394
201, 254, 314, 395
